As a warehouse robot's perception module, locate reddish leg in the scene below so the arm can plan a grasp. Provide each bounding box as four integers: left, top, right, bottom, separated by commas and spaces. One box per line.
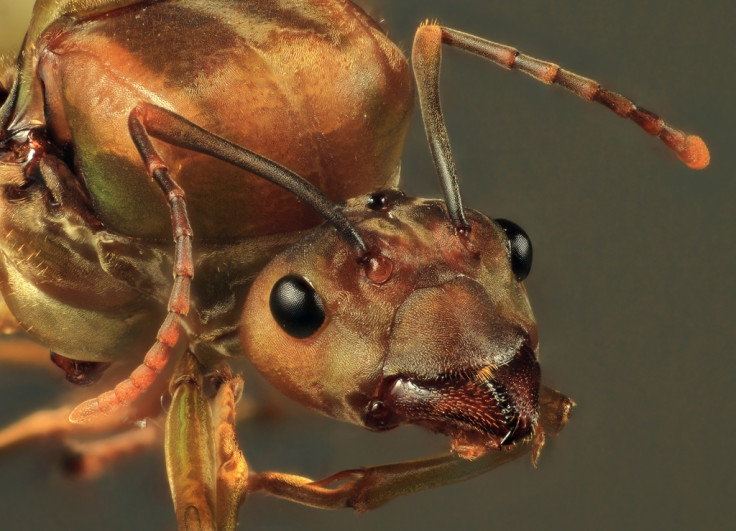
0, 406, 79, 452
248, 387, 573, 511
0, 402, 159, 481
63, 423, 160, 480
69, 107, 194, 425
412, 24, 710, 228
0, 405, 131, 453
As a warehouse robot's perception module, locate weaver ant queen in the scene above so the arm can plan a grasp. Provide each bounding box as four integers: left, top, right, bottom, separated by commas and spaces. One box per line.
0, 1, 708, 528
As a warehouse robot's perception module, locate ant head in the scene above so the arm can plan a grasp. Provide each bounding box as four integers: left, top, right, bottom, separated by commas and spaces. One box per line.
241, 189, 539, 457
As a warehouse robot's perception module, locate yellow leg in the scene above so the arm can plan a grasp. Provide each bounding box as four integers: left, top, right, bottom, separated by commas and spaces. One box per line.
63, 424, 160, 479
165, 351, 217, 530
213, 376, 248, 530
165, 351, 248, 530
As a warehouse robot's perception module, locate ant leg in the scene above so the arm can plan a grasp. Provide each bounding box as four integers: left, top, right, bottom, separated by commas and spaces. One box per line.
249, 453, 523, 512
62, 423, 160, 480
0, 405, 159, 492
212, 374, 248, 530
68, 107, 194, 425
412, 24, 709, 214
164, 350, 217, 530
0, 404, 132, 454
164, 350, 248, 530
165, 354, 216, 526
0, 406, 78, 453
249, 387, 573, 511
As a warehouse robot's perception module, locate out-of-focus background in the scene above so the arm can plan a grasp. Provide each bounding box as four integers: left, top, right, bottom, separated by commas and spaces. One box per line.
0, 1, 733, 530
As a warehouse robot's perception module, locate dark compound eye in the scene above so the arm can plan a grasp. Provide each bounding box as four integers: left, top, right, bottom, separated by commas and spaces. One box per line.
495, 219, 532, 281
367, 192, 389, 210
367, 189, 405, 211
269, 275, 325, 338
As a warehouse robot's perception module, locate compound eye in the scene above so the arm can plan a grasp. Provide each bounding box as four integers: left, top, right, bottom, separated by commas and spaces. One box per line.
269, 275, 325, 338
495, 219, 533, 281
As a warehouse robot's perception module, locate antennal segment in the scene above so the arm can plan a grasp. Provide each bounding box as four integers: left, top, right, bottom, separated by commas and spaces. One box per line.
434, 26, 709, 169
413, 23, 470, 232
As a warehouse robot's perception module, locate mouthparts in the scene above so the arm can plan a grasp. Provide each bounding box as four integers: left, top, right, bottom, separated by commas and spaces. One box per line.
364, 342, 540, 459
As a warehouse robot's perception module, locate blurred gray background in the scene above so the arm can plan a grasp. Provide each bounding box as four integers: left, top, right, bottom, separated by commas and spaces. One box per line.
0, 1, 733, 529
